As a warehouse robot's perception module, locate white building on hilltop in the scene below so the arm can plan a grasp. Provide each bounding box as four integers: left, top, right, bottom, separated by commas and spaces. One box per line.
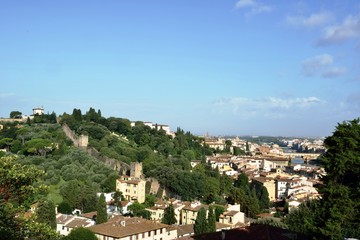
32, 106, 44, 115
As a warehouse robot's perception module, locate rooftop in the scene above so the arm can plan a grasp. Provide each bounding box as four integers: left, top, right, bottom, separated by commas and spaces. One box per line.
89, 216, 169, 238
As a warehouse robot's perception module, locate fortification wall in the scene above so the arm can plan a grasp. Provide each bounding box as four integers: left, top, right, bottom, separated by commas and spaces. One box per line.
61, 123, 130, 175
62, 123, 88, 148
0, 118, 26, 123
86, 147, 130, 175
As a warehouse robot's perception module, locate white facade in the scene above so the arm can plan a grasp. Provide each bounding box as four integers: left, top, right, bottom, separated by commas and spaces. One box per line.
32, 107, 44, 115
56, 214, 94, 236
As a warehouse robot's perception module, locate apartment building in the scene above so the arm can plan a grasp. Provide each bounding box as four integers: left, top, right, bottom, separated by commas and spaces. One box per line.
116, 162, 146, 203
89, 216, 177, 240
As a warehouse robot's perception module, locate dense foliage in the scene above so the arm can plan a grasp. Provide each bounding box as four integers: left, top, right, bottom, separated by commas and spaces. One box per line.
0, 156, 59, 240
194, 207, 208, 235
285, 119, 360, 239
58, 108, 225, 201
316, 119, 360, 239
62, 227, 97, 240
36, 199, 57, 229
162, 204, 177, 225
96, 193, 108, 224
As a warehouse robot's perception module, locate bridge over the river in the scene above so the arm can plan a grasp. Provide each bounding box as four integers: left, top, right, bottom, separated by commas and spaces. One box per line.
283, 152, 321, 162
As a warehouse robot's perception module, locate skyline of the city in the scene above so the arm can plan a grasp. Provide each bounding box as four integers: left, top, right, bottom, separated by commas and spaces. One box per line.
1, 0, 359, 137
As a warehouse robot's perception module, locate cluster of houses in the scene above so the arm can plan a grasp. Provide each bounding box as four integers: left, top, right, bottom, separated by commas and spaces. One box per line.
204, 136, 325, 155
54, 162, 246, 239
193, 154, 324, 208
54, 153, 324, 239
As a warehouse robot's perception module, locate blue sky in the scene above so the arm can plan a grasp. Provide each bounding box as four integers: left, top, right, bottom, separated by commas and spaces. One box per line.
1, 0, 359, 137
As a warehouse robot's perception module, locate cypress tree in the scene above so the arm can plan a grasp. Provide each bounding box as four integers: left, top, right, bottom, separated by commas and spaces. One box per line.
207, 206, 216, 233
245, 188, 260, 218
96, 193, 107, 224
162, 204, 177, 225
258, 186, 270, 211
194, 207, 207, 235
35, 200, 57, 229
234, 173, 250, 194
214, 205, 225, 221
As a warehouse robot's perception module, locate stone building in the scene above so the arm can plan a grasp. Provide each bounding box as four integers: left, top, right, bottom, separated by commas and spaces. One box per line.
116, 162, 146, 203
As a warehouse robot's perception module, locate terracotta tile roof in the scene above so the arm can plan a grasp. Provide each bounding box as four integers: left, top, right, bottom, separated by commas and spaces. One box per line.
148, 205, 166, 211
89, 216, 169, 238
173, 222, 231, 237
56, 214, 74, 224
221, 210, 238, 217
119, 179, 141, 184
66, 218, 92, 228
192, 224, 311, 240
182, 202, 208, 212
80, 211, 97, 219
56, 213, 94, 228
173, 224, 194, 236
253, 177, 275, 183
216, 222, 232, 230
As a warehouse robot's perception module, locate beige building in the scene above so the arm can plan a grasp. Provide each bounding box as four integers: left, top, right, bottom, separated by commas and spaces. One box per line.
89, 216, 177, 240
147, 202, 166, 222
180, 201, 208, 225
116, 162, 146, 203
146, 199, 185, 225
204, 137, 226, 150
218, 204, 245, 226
252, 177, 276, 201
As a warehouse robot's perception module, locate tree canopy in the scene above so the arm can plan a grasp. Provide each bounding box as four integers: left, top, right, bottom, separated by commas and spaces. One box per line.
0, 156, 59, 240
63, 227, 97, 240
194, 207, 208, 235
285, 118, 360, 239
315, 119, 360, 239
162, 204, 177, 225
96, 193, 108, 224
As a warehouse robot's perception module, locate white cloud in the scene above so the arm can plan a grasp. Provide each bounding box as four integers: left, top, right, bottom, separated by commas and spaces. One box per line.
322, 67, 347, 78
235, 0, 256, 8
302, 54, 333, 76
0, 93, 15, 98
286, 11, 333, 28
214, 96, 323, 118
235, 0, 273, 16
318, 14, 360, 45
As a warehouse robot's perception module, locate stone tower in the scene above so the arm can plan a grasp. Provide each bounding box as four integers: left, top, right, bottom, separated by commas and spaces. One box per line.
78, 134, 89, 148
130, 162, 142, 179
